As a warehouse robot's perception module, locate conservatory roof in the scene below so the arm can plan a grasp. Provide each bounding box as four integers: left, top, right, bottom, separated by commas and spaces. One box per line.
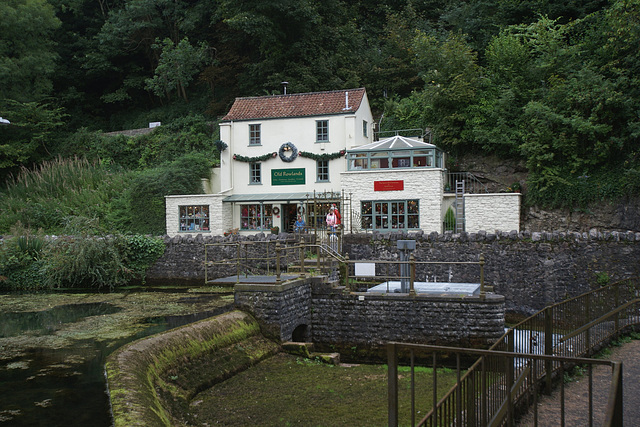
349, 135, 438, 152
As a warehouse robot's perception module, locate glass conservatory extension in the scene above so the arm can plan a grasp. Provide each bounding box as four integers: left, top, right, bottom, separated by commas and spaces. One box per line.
347, 135, 444, 171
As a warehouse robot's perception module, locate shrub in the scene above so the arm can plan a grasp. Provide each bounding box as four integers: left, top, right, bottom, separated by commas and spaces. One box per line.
444, 206, 456, 231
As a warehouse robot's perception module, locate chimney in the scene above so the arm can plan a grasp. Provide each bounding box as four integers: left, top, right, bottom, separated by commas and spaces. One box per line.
342, 91, 351, 110
281, 81, 289, 95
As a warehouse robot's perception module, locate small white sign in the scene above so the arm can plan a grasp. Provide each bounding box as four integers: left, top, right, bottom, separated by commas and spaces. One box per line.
355, 262, 376, 277
149, 121, 161, 128
358, 295, 365, 301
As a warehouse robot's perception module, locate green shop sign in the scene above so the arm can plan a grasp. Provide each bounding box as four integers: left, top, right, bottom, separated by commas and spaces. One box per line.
272, 168, 305, 185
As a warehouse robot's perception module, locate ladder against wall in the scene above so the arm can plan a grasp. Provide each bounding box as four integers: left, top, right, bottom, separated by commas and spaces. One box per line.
454, 180, 465, 233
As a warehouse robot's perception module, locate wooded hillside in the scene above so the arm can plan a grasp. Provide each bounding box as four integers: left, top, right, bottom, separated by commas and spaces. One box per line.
1, 0, 639, 211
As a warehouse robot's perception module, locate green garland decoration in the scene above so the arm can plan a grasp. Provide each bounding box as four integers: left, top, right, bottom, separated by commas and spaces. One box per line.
232, 149, 346, 163
233, 152, 278, 163
299, 150, 346, 161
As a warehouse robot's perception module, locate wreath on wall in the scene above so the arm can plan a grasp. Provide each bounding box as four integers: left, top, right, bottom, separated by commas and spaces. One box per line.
272, 207, 280, 215
279, 142, 298, 162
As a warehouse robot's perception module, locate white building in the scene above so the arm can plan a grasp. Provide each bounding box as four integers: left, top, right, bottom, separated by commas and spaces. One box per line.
165, 88, 520, 237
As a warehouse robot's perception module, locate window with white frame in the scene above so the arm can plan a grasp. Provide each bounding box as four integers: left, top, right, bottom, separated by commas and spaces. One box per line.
179, 205, 210, 232
363, 120, 368, 137
240, 204, 273, 230
316, 120, 328, 142
250, 162, 261, 184
249, 124, 261, 145
360, 200, 419, 231
317, 160, 329, 182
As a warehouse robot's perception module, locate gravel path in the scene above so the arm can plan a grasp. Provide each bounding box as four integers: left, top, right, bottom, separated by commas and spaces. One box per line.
517, 339, 640, 426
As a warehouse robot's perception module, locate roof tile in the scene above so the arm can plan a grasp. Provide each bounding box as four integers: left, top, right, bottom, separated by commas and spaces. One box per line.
223, 88, 366, 121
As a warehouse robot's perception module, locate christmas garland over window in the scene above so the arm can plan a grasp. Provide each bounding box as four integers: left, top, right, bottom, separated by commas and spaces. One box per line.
299, 150, 346, 161
233, 152, 278, 162
232, 149, 346, 163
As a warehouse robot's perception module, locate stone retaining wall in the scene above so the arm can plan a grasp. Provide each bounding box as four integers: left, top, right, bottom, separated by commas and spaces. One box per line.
147, 229, 640, 314
311, 286, 505, 349
233, 276, 505, 354
234, 278, 313, 341
105, 311, 278, 426
344, 230, 640, 314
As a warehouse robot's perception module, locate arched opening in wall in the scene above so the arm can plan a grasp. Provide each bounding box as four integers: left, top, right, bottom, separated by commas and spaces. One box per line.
291, 324, 310, 342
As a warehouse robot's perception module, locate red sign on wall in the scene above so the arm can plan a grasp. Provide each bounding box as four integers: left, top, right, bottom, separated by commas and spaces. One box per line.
374, 180, 404, 191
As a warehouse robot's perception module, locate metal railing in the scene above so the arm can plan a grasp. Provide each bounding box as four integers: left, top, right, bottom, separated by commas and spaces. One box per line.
445, 171, 489, 194
342, 253, 486, 297
387, 343, 623, 427
388, 277, 640, 426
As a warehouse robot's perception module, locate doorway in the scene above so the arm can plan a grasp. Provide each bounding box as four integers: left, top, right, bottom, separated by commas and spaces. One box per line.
282, 204, 298, 233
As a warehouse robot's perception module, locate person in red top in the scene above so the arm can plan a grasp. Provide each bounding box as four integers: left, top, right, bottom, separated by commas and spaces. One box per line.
332, 204, 341, 226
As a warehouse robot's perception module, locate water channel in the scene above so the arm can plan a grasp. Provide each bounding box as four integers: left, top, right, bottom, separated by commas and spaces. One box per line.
0, 288, 234, 426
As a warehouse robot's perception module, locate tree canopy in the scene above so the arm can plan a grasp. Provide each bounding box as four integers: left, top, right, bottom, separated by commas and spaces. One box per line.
1, 0, 639, 209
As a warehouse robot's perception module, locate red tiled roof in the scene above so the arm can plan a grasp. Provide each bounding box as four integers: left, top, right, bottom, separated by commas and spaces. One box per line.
222, 88, 366, 121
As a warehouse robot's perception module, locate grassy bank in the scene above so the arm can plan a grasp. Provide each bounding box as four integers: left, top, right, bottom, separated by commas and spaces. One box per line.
189, 353, 459, 426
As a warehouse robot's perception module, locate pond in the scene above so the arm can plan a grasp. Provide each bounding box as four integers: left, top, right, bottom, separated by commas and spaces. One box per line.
0, 288, 234, 426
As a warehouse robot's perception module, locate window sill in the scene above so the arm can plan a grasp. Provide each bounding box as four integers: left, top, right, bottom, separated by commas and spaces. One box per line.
249, 182, 262, 185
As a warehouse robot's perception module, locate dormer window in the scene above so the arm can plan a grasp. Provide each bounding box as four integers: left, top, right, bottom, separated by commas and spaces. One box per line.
249, 124, 261, 145
316, 120, 329, 142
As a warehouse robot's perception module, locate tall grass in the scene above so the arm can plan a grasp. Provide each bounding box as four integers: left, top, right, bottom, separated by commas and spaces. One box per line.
0, 157, 133, 233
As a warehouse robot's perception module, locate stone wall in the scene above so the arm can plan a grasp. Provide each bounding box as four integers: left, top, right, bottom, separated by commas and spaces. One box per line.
145, 233, 301, 285
341, 168, 443, 232
310, 285, 504, 349
234, 278, 312, 341
465, 193, 521, 232
344, 230, 640, 314
233, 276, 505, 353
147, 229, 640, 314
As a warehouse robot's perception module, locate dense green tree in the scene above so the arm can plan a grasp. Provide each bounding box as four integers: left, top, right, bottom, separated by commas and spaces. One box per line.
0, 0, 61, 102
410, 31, 482, 150
0, 100, 65, 181
146, 38, 213, 102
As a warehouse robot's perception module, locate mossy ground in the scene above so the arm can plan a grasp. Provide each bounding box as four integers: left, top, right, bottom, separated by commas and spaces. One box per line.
189, 353, 459, 426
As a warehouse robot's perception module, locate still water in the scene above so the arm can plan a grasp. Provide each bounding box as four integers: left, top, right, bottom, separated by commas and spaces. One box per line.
0, 291, 233, 426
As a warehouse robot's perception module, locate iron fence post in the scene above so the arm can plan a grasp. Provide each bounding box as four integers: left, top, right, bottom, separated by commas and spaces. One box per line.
343, 253, 350, 289
387, 344, 398, 427
479, 253, 485, 299
586, 293, 591, 357
275, 242, 281, 283
299, 244, 306, 278
409, 254, 416, 296
236, 243, 240, 284
545, 306, 553, 394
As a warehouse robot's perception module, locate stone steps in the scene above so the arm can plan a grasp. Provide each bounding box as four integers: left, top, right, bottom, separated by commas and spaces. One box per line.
281, 341, 341, 365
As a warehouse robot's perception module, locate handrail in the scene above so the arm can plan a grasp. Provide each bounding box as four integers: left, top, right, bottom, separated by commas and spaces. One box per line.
445, 171, 490, 194
392, 277, 640, 427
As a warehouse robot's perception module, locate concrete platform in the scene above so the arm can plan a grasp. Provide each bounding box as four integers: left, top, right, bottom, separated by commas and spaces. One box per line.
367, 281, 481, 295
208, 274, 299, 285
